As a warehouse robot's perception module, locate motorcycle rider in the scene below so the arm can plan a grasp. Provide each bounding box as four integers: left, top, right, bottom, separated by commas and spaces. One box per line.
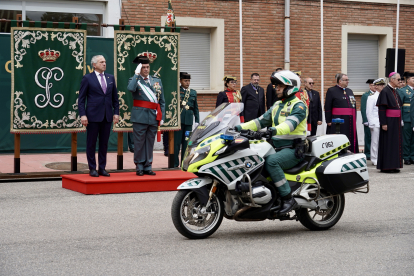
235, 70, 308, 214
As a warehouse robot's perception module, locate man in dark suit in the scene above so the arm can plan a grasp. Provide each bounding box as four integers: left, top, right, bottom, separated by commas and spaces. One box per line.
303, 77, 322, 136
78, 55, 119, 177
241, 73, 266, 122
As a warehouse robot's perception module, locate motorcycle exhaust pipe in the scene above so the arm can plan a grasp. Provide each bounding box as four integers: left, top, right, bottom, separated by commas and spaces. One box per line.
233, 206, 264, 221
326, 199, 334, 209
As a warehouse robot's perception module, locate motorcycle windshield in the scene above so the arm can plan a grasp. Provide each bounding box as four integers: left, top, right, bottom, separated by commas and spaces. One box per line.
188, 103, 244, 146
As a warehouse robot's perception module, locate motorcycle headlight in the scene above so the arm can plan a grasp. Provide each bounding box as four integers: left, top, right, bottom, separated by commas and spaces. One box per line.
190, 146, 211, 165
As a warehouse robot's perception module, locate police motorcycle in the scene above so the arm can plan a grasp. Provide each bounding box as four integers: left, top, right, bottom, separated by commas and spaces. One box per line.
171, 103, 369, 239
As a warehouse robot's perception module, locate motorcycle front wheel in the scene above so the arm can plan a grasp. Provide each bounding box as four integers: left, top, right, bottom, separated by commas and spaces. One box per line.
171, 190, 224, 239
297, 193, 345, 231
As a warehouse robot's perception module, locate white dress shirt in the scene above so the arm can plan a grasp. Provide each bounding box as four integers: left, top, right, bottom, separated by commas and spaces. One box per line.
366, 91, 380, 128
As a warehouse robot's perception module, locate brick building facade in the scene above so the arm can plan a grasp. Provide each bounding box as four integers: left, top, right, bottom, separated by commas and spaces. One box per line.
122, 0, 413, 113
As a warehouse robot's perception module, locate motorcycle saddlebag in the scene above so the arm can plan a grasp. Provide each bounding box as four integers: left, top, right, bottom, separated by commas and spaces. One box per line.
315, 153, 369, 194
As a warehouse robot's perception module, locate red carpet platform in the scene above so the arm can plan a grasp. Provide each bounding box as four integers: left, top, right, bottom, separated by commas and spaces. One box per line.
62, 170, 195, 195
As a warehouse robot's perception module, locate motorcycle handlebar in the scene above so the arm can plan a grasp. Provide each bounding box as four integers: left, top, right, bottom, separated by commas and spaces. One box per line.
240, 129, 271, 140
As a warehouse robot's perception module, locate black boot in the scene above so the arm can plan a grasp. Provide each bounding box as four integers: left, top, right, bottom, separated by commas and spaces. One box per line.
279, 194, 298, 215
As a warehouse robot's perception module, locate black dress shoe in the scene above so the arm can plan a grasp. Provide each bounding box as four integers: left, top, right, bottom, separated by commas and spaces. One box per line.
381, 169, 400, 173
98, 170, 110, 177
404, 160, 411, 165
410, 160, 414, 164
367, 157, 371, 160
143, 170, 156, 175
279, 197, 298, 215
136, 170, 144, 176
89, 170, 99, 177
129, 148, 134, 153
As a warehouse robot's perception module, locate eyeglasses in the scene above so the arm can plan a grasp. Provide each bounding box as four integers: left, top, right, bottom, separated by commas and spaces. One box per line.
397, 79, 402, 81
308, 82, 314, 85
229, 81, 237, 84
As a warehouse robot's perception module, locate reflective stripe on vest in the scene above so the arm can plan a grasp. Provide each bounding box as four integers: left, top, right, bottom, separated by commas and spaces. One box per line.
271, 97, 307, 140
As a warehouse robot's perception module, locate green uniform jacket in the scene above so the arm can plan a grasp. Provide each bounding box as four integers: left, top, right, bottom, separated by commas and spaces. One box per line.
180, 87, 200, 125
398, 85, 413, 122
361, 90, 374, 124
127, 74, 166, 125
240, 94, 307, 148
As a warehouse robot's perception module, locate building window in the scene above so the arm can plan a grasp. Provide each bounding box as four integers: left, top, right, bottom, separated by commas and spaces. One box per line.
0, 0, 104, 36
341, 25, 393, 94
0, 10, 22, 33
179, 28, 211, 90
161, 16, 224, 93
347, 34, 378, 92
26, 12, 102, 36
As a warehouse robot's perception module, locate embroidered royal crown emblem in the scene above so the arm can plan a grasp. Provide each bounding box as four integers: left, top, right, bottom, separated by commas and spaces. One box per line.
38, 49, 60, 62
138, 51, 157, 63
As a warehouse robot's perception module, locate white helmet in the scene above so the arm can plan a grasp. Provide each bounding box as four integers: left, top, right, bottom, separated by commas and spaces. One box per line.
270, 70, 301, 98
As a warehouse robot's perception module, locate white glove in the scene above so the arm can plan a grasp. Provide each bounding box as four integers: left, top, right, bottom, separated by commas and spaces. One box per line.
363, 122, 369, 126
306, 130, 311, 136
413, 127, 414, 131
160, 120, 164, 126
135, 63, 142, 75
402, 120, 404, 126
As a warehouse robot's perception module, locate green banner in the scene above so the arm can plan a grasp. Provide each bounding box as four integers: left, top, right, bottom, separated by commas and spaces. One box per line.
0, 33, 127, 153
11, 27, 87, 133
114, 31, 180, 131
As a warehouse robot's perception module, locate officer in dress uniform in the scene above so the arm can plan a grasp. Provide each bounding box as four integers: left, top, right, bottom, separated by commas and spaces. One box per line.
127, 55, 165, 176
174, 72, 200, 167
361, 79, 376, 160
235, 70, 307, 215
398, 72, 414, 165
216, 75, 244, 122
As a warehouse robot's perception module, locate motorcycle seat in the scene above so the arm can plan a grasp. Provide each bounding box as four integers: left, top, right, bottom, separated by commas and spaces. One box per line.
284, 160, 309, 174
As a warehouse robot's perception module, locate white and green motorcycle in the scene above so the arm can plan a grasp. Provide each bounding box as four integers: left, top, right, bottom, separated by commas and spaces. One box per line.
171, 103, 369, 239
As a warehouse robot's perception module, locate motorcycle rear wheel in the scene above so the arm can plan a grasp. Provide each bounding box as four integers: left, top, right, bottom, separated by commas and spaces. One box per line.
171, 190, 224, 239
297, 193, 345, 231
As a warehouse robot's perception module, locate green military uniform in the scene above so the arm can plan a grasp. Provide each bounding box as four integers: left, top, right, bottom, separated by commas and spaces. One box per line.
238, 94, 307, 197
127, 72, 165, 171
174, 86, 199, 167
397, 85, 414, 163
361, 90, 374, 159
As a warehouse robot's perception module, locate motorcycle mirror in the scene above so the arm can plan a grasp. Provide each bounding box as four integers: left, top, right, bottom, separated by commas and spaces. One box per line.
185, 131, 192, 137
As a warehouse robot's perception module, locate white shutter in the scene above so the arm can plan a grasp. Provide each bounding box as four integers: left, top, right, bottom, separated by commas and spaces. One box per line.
179, 30, 210, 90
347, 37, 378, 91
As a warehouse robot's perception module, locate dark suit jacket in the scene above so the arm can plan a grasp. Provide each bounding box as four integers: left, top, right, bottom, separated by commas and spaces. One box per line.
78, 72, 119, 122
304, 88, 322, 125
241, 84, 265, 122
266, 83, 279, 110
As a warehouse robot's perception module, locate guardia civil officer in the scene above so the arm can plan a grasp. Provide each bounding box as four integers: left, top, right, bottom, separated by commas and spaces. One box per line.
174, 72, 199, 167
127, 55, 165, 176
235, 70, 307, 215
398, 72, 414, 165
361, 79, 376, 160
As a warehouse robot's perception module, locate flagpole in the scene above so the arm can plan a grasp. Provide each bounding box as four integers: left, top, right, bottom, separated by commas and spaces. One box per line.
321, 0, 325, 134
394, 0, 400, 72
239, 0, 243, 87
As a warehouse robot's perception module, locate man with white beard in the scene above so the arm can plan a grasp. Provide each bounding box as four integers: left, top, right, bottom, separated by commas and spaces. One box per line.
366, 78, 385, 166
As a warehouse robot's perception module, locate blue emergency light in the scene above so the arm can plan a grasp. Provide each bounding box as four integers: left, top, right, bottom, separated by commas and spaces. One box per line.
220, 134, 235, 141
332, 118, 344, 124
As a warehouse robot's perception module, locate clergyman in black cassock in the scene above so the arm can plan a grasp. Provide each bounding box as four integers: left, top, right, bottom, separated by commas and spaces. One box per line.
376, 73, 403, 172
324, 74, 359, 153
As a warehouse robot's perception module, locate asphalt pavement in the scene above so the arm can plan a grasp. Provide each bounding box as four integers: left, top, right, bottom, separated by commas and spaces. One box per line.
0, 163, 413, 275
